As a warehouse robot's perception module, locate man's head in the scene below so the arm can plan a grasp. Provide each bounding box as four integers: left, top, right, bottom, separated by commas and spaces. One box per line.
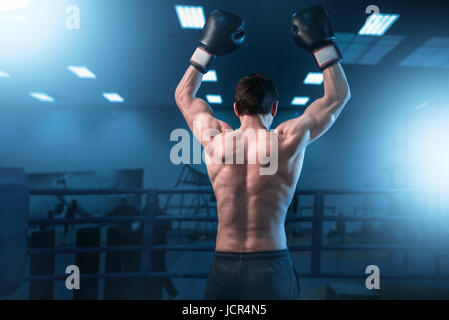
234, 73, 278, 126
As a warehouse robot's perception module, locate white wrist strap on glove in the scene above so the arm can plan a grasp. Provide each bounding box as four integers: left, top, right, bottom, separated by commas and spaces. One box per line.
190, 47, 214, 73
313, 44, 341, 69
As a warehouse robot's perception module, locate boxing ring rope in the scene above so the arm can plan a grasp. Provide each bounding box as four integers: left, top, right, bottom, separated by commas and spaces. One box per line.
24, 188, 449, 283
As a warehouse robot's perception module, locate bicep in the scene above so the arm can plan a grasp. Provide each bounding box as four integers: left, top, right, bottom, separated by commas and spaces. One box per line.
276, 97, 343, 145
302, 97, 340, 142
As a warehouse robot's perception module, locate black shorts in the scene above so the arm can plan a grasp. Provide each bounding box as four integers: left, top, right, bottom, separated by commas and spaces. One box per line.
204, 249, 300, 300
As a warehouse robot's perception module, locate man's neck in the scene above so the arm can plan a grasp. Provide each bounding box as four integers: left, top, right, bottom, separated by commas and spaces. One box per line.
239, 114, 271, 131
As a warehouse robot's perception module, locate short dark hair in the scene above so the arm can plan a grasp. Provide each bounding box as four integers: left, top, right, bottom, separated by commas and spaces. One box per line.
235, 73, 278, 115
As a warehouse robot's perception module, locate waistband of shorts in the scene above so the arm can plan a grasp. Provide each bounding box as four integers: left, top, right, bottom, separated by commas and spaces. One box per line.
213, 249, 289, 261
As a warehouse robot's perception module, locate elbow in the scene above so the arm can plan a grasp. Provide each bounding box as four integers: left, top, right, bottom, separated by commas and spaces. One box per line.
174, 87, 186, 106
175, 85, 193, 107
344, 87, 351, 102
174, 85, 182, 104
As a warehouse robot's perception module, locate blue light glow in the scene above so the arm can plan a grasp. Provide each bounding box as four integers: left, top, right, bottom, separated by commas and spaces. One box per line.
0, 69, 10, 78
1, 15, 27, 22
399, 37, 449, 69
410, 115, 449, 194
336, 33, 404, 65
0, 0, 29, 11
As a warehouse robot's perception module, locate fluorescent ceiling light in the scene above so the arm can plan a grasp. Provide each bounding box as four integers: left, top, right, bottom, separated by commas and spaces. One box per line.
203, 70, 218, 82
303, 72, 323, 85
358, 14, 399, 36
68, 66, 97, 79
0, 0, 29, 11
0, 70, 10, 78
30, 92, 55, 102
206, 94, 222, 104
291, 96, 310, 106
175, 5, 205, 29
103, 92, 124, 103
1, 15, 27, 22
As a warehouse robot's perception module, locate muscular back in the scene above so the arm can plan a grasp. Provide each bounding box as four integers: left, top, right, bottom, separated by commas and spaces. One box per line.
175, 64, 349, 252
205, 128, 307, 252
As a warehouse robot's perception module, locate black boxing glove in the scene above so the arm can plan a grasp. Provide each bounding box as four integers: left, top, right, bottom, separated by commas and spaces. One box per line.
291, 5, 342, 70
190, 10, 246, 74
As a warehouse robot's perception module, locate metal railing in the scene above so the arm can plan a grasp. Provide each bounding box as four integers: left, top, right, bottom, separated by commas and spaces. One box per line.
25, 188, 449, 282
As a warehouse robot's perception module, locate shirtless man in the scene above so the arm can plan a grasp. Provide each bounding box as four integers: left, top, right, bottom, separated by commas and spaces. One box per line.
175, 6, 350, 299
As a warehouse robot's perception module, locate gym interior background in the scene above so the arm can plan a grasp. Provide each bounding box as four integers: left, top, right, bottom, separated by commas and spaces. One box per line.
1, 0, 449, 300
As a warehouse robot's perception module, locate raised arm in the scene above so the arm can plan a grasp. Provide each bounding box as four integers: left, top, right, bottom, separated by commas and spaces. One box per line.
174, 10, 246, 146
175, 66, 230, 144
276, 5, 350, 146
277, 63, 350, 143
